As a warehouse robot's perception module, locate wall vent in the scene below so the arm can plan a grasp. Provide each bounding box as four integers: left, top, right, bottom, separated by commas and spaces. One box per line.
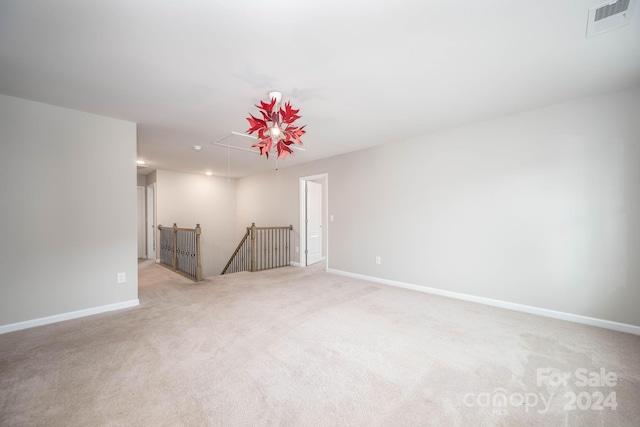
595, 0, 630, 21
587, 0, 635, 37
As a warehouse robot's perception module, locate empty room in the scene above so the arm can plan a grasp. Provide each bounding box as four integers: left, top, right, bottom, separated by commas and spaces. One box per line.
1, 1, 639, 426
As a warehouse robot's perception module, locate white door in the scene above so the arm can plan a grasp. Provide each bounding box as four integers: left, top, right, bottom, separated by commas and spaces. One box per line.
306, 180, 323, 265
146, 183, 155, 260
137, 186, 145, 258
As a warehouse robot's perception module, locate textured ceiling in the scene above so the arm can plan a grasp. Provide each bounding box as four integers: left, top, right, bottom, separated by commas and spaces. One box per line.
1, 0, 639, 177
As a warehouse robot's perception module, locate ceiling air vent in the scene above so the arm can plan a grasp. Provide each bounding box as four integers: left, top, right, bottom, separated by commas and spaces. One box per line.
587, 0, 635, 37
595, 0, 630, 20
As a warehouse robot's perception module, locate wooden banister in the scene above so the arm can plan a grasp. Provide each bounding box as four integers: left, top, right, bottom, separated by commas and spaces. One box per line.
222, 223, 293, 275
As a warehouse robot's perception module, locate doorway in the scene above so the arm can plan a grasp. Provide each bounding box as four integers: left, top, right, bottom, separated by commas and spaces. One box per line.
137, 186, 145, 258
146, 182, 156, 260
299, 174, 328, 267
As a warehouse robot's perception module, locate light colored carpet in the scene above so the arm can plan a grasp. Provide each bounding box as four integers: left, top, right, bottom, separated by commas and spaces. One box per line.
1, 263, 639, 426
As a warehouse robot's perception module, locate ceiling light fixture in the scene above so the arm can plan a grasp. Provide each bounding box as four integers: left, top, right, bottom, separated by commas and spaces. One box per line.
246, 91, 306, 159
136, 160, 146, 165
193, 145, 202, 151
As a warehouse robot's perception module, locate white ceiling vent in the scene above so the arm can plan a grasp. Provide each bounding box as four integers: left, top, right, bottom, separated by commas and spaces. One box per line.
587, 0, 635, 37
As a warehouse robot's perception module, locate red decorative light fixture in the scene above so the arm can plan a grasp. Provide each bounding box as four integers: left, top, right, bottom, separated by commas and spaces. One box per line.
246, 91, 306, 159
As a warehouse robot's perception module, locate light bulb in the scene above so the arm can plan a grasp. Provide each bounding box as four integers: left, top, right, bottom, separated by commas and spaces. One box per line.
271, 125, 281, 137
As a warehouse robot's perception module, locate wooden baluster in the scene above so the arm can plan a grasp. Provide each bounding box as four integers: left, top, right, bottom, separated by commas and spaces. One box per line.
250, 223, 257, 272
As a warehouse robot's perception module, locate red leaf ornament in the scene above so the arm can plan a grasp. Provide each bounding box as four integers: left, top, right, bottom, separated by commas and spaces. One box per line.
246, 94, 305, 159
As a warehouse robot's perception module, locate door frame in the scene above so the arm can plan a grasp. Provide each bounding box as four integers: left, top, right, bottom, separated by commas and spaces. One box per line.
299, 173, 328, 269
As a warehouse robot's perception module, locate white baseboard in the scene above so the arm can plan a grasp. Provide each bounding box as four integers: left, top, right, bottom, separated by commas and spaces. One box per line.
327, 269, 640, 336
0, 299, 140, 335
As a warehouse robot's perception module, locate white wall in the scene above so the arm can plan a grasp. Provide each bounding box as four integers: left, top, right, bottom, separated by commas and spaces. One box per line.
156, 170, 237, 277
237, 86, 640, 327
0, 94, 138, 329
237, 169, 302, 257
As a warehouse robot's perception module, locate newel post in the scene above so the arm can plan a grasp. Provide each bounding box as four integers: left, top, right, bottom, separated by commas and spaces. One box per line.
195, 224, 202, 281
250, 222, 257, 272
172, 223, 178, 270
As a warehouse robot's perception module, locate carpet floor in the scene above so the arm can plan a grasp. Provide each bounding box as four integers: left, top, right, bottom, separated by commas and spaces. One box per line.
1, 263, 639, 426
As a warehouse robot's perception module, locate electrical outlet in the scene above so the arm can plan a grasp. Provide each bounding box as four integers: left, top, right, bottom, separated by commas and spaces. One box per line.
375, 256, 381, 265
296, 246, 299, 253
117, 272, 126, 283
330, 215, 335, 222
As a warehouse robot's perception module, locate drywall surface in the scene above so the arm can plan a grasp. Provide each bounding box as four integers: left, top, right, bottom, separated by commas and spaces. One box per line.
238, 86, 640, 327
0, 94, 138, 327
155, 170, 237, 277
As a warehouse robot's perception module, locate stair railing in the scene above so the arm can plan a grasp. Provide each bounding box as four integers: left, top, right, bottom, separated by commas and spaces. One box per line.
222, 223, 293, 274
221, 227, 251, 275
158, 223, 203, 281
